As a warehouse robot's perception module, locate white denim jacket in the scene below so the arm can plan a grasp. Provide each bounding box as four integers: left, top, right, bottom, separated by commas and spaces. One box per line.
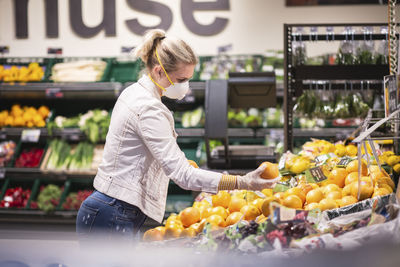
93, 75, 221, 223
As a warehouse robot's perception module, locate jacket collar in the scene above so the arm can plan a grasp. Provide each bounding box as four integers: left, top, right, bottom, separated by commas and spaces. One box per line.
138, 74, 162, 100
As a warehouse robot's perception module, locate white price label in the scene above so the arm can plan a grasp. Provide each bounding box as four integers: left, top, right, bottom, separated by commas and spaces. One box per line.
0, 168, 5, 179
21, 129, 41, 143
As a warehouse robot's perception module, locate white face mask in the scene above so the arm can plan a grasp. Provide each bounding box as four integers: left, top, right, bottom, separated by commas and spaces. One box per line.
162, 81, 189, 100
149, 48, 190, 100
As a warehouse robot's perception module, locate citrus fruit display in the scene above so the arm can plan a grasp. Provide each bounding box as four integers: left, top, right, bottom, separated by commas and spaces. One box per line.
0, 104, 50, 128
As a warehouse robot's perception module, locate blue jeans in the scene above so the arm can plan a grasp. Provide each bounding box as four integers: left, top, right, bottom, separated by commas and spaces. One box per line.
76, 190, 147, 241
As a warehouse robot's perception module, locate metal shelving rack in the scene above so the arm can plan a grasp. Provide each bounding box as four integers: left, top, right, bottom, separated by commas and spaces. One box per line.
284, 23, 393, 151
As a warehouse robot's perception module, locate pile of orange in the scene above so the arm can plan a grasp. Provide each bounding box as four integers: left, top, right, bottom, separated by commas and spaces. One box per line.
0, 104, 50, 128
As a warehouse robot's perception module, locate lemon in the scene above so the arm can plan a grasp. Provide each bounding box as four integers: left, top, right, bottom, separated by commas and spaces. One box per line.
319, 198, 338, 211
393, 164, 400, 174
290, 159, 310, 174
386, 155, 400, 167
345, 145, 358, 157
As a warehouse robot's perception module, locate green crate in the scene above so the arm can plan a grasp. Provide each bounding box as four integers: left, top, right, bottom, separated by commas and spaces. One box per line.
100, 59, 141, 83
57, 178, 94, 211
27, 178, 67, 211
0, 57, 59, 82
0, 177, 39, 210
165, 194, 194, 214
178, 140, 201, 165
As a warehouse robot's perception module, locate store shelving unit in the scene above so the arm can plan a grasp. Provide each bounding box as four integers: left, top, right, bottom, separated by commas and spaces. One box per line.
284, 23, 392, 151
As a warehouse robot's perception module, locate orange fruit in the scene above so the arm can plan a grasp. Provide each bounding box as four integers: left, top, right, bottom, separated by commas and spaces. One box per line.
180, 207, 200, 228
376, 183, 393, 193
346, 160, 368, 176
228, 197, 246, 213
261, 188, 273, 197
208, 206, 228, 220
273, 192, 285, 203
370, 170, 390, 181
259, 162, 280, 179
350, 181, 374, 200
345, 172, 362, 186
143, 228, 164, 242
325, 190, 342, 200
305, 202, 320, 210
251, 198, 265, 212
319, 198, 338, 211
340, 196, 358, 207
240, 205, 261, 221
206, 214, 226, 227
188, 160, 199, 168
226, 212, 244, 226
342, 184, 352, 196
372, 188, 391, 198
257, 214, 268, 223
297, 183, 313, 196
154, 226, 166, 236
284, 187, 306, 204
212, 191, 231, 208
164, 223, 183, 239
189, 219, 206, 234
375, 176, 395, 190
282, 195, 303, 209
345, 145, 358, 157
327, 168, 348, 188
180, 228, 197, 238
199, 206, 211, 220
261, 196, 279, 217
306, 189, 324, 204
322, 184, 341, 195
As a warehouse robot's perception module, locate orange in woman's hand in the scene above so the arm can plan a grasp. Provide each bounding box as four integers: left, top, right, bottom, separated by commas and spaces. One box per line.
259, 162, 279, 179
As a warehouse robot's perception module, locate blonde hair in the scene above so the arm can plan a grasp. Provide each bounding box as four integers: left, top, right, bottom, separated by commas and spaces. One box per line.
133, 29, 198, 73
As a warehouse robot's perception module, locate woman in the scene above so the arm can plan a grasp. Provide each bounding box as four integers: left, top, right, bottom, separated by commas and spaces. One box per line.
76, 29, 276, 239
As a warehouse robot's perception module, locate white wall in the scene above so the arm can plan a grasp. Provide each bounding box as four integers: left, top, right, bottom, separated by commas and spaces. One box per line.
0, 0, 388, 57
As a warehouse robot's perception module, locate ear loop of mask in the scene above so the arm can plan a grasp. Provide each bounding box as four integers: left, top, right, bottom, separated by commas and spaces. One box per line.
148, 48, 175, 92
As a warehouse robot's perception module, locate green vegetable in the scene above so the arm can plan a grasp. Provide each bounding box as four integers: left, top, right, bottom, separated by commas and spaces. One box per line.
37, 184, 62, 213
46, 139, 71, 170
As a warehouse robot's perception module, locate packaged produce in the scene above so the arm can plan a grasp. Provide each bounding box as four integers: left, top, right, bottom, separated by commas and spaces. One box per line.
30, 184, 62, 212
336, 26, 356, 65
62, 189, 92, 210
228, 108, 263, 128
292, 27, 307, 66
0, 104, 50, 128
355, 26, 375, 64
0, 141, 16, 167
51, 60, 107, 82
14, 147, 44, 168
0, 62, 45, 82
179, 107, 204, 128
375, 27, 389, 64
0, 187, 31, 208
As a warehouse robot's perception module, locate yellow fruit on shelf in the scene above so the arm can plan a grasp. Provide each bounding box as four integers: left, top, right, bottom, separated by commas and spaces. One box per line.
306, 189, 324, 204
180, 228, 197, 238
345, 145, 358, 157
199, 206, 211, 220
345, 172, 362, 186
334, 144, 346, 157
325, 190, 342, 200
375, 176, 395, 190
251, 198, 265, 213
244, 191, 261, 203
228, 197, 246, 213
372, 188, 391, 198
206, 214, 226, 227
305, 202, 320, 211
290, 158, 310, 174
226, 212, 244, 226
282, 195, 303, 209
154, 226, 166, 236
319, 198, 338, 211
375, 183, 393, 193
342, 184, 352, 196
164, 223, 183, 239
386, 155, 400, 167
208, 206, 228, 220
393, 164, 400, 174
189, 219, 206, 234
38, 105, 50, 119
261, 188, 273, 197
297, 183, 313, 196
340, 196, 358, 207
350, 181, 374, 201
322, 184, 341, 195
180, 207, 200, 228
284, 187, 306, 204
143, 228, 164, 242
259, 161, 280, 179
327, 168, 348, 188
346, 160, 368, 176
4, 116, 14, 126
240, 205, 261, 221
212, 191, 231, 208
273, 192, 285, 203
261, 196, 279, 217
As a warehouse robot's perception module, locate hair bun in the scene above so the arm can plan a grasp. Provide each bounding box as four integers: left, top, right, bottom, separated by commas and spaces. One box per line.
133, 29, 166, 63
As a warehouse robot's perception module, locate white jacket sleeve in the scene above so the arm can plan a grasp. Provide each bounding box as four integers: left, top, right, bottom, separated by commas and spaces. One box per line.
137, 104, 221, 193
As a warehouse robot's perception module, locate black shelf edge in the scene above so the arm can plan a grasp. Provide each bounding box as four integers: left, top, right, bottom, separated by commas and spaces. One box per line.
4, 167, 96, 180
292, 65, 389, 80
0, 82, 122, 91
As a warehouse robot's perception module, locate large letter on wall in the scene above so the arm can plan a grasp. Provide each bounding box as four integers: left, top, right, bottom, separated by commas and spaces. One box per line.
69, 0, 116, 38
14, 0, 29, 38
45, 0, 59, 38
125, 0, 172, 35
181, 0, 230, 36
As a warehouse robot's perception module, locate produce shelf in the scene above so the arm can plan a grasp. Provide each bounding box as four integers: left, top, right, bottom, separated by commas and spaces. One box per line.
0, 82, 123, 99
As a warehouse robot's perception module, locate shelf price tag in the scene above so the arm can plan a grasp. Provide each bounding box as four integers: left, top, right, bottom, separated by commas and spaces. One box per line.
21, 129, 41, 143
305, 166, 327, 183
0, 46, 9, 54
0, 168, 5, 179
383, 75, 399, 117
46, 88, 64, 98
47, 47, 63, 56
